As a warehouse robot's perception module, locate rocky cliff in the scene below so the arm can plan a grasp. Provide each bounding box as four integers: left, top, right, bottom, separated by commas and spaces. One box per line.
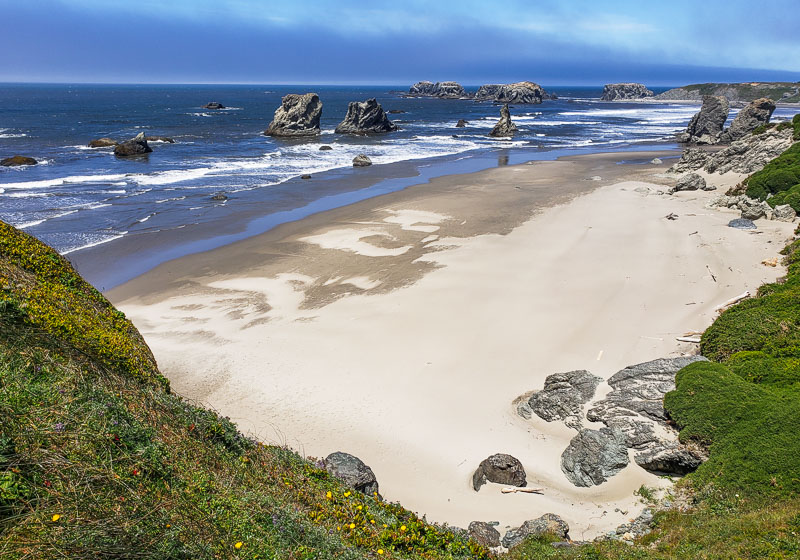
474, 81, 552, 104
676, 95, 730, 144
408, 81, 467, 98
656, 82, 800, 103
600, 83, 654, 101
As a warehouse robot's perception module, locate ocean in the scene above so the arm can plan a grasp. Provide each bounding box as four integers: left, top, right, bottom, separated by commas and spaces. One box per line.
1, 84, 797, 286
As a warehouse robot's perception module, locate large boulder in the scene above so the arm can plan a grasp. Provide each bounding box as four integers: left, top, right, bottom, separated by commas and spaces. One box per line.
634, 442, 705, 475
561, 427, 629, 487
489, 104, 517, 137
773, 204, 797, 222
202, 101, 225, 109
669, 173, 707, 194
335, 98, 397, 134
1, 155, 37, 166
739, 198, 773, 220
472, 453, 526, 491
114, 132, 152, 157
705, 127, 794, 175
408, 81, 466, 98
352, 154, 372, 167
528, 370, 602, 428
323, 452, 380, 497
677, 95, 730, 144
264, 93, 322, 137
475, 82, 548, 104
88, 137, 118, 148
468, 522, 501, 548
669, 147, 710, 174
601, 83, 654, 101
501, 514, 569, 549
720, 98, 776, 143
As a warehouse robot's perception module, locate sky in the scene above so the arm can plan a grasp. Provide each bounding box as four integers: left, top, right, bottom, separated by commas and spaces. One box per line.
3, 0, 800, 86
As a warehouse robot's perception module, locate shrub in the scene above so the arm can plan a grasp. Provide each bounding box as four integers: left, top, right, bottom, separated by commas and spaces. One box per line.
745, 143, 800, 200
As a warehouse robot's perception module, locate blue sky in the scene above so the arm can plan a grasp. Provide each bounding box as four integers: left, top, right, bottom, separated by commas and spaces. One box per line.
3, 0, 799, 85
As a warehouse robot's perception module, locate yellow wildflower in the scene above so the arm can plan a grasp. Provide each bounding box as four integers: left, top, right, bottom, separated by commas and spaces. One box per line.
400, 525, 407, 532
235, 541, 243, 549
349, 523, 355, 529
357, 505, 363, 510
378, 549, 384, 555
326, 491, 332, 499
370, 519, 375, 524
344, 491, 351, 497
51, 514, 61, 522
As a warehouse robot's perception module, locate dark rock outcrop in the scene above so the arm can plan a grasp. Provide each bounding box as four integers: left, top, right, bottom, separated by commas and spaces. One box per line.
335, 98, 397, 134
387, 109, 405, 114
528, 370, 602, 428
728, 218, 757, 229
634, 442, 705, 475
456, 119, 468, 127
472, 453, 526, 491
88, 137, 118, 148
501, 514, 569, 549
210, 193, 228, 201
468, 522, 501, 548
676, 96, 730, 144
114, 132, 152, 157
145, 136, 175, 143
475, 82, 549, 104
489, 104, 517, 137
601, 83, 654, 101
264, 93, 322, 137
669, 173, 708, 194
203, 102, 225, 109
408, 81, 466, 98
720, 98, 776, 143
323, 452, 380, 497
319, 145, 333, 151
352, 154, 372, 167
1, 155, 37, 166
561, 427, 629, 487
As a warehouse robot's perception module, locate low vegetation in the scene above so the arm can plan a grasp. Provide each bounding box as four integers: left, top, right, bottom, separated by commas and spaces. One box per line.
745, 125, 800, 211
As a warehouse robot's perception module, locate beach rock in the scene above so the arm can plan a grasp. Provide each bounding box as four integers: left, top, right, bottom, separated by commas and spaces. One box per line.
600, 83, 654, 101
264, 93, 322, 137
319, 145, 333, 150
740, 198, 772, 220
613, 508, 655, 540
145, 136, 175, 143
669, 173, 706, 194
468, 522, 501, 548
203, 101, 225, 109
387, 109, 405, 114
634, 442, 705, 475
528, 370, 602, 428
720, 98, 776, 143
475, 82, 548, 104
651, 158, 663, 164
678, 95, 730, 144
489, 104, 517, 137
408, 81, 466, 99
586, 356, 708, 448
472, 453, 526, 491
323, 452, 380, 497
301, 174, 311, 179
704, 127, 794, 175
0, 155, 37, 166
561, 427, 629, 487
114, 132, 152, 157
210, 193, 228, 201
773, 204, 797, 222
456, 119, 468, 127
335, 98, 397, 134
502, 514, 570, 549
669, 148, 710, 174
352, 154, 372, 167
728, 218, 757, 229
88, 137, 118, 148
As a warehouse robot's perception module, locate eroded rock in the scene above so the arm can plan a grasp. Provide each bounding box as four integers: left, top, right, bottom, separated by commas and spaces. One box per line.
352, 154, 372, 167
1, 155, 37, 166
502, 514, 570, 549
634, 442, 705, 475
114, 132, 152, 157
669, 173, 707, 194
88, 137, 118, 148
264, 93, 322, 137
528, 370, 602, 428
721, 98, 776, 142
601, 83, 654, 101
677, 95, 730, 144
472, 453, 526, 491
475, 82, 549, 104
323, 452, 380, 497
335, 98, 397, 134
408, 81, 466, 98
468, 521, 501, 548
489, 104, 517, 137
561, 427, 629, 487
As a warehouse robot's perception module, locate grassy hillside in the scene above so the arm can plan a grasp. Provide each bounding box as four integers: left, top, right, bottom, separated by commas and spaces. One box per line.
656, 82, 800, 103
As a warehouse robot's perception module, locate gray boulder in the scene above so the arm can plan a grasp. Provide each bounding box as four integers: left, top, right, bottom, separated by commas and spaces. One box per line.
634, 442, 705, 475
319, 145, 333, 151
88, 137, 118, 148
728, 218, 757, 230
561, 427, 629, 487
408, 81, 466, 98
669, 148, 710, 174
352, 154, 372, 167
739, 198, 773, 220
323, 452, 380, 497
472, 453, 526, 491
146, 136, 175, 143
705, 127, 794, 175
468, 522, 501, 548
721, 98, 776, 143
114, 132, 152, 157
601, 83, 654, 101
528, 370, 602, 427
502, 514, 570, 549
264, 93, 322, 137
669, 173, 706, 194
773, 204, 797, 222
475, 82, 548, 104
489, 104, 517, 137
1, 155, 38, 166
203, 101, 225, 109
678, 96, 730, 144
335, 98, 397, 134
651, 158, 663, 164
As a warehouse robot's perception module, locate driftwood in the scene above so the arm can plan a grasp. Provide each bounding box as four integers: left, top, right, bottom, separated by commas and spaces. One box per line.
501, 487, 544, 495
714, 291, 751, 312
676, 336, 701, 343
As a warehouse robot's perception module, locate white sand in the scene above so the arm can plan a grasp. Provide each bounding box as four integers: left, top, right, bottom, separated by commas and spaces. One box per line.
118, 175, 795, 538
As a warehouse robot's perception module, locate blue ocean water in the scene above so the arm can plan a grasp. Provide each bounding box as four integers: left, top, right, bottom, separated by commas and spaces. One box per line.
1, 84, 796, 260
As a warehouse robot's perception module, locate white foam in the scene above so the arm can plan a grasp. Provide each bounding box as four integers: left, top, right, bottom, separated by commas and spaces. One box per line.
1, 174, 127, 190
61, 231, 127, 255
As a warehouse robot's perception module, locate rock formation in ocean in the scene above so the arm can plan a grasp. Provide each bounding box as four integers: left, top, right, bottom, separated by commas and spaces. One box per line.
676, 95, 730, 144
560, 427, 629, 487
472, 453, 527, 491
88, 137, 118, 148
334, 98, 397, 134
264, 93, 322, 137
720, 98, 776, 143
352, 154, 372, 167
527, 370, 602, 428
323, 452, 380, 497
467, 522, 501, 548
113, 132, 152, 157
1, 155, 38, 166
145, 136, 175, 143
474, 81, 550, 104
319, 145, 333, 150
203, 101, 225, 109
456, 119, 468, 127
502, 514, 570, 549
600, 83, 654, 101
489, 104, 517, 137
408, 81, 466, 98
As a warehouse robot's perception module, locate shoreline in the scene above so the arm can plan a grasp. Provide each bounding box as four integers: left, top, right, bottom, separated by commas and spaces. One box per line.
109, 148, 794, 539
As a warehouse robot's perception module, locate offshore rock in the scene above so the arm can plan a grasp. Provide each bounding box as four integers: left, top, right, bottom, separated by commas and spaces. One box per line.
720, 98, 776, 142
264, 93, 322, 137
475, 82, 548, 104
319, 145, 333, 150
601, 83, 654, 101
1, 155, 38, 166
456, 119, 468, 127
324, 452, 380, 497
408, 81, 466, 98
352, 154, 372, 167
502, 514, 570, 549
489, 104, 517, 137
678, 95, 730, 144
146, 136, 175, 143
335, 98, 397, 134
468, 522, 501, 548
561, 427, 629, 487
88, 137, 118, 148
114, 132, 152, 157
528, 370, 602, 428
472, 453, 527, 491
203, 101, 225, 109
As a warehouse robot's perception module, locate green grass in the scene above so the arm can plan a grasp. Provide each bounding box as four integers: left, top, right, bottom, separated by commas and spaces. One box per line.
745, 138, 800, 206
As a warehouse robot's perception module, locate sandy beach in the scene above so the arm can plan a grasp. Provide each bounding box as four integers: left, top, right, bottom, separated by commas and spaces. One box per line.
109, 150, 795, 539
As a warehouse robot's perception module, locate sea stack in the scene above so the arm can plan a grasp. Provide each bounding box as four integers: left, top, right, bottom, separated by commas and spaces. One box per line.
408, 81, 466, 98
113, 132, 152, 157
475, 81, 549, 104
600, 83, 654, 101
676, 95, 730, 144
264, 93, 322, 137
489, 104, 517, 137
720, 97, 776, 142
335, 98, 397, 134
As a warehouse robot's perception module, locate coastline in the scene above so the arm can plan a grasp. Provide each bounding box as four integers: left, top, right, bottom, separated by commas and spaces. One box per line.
108, 148, 795, 539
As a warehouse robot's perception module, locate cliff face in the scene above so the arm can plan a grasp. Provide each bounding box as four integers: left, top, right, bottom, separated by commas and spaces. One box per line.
656, 82, 800, 103
600, 83, 654, 101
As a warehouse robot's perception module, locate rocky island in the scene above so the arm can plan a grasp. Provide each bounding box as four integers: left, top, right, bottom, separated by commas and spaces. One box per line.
600, 82, 654, 101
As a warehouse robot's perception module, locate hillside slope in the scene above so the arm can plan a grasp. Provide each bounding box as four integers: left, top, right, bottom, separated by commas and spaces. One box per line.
656, 82, 800, 103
